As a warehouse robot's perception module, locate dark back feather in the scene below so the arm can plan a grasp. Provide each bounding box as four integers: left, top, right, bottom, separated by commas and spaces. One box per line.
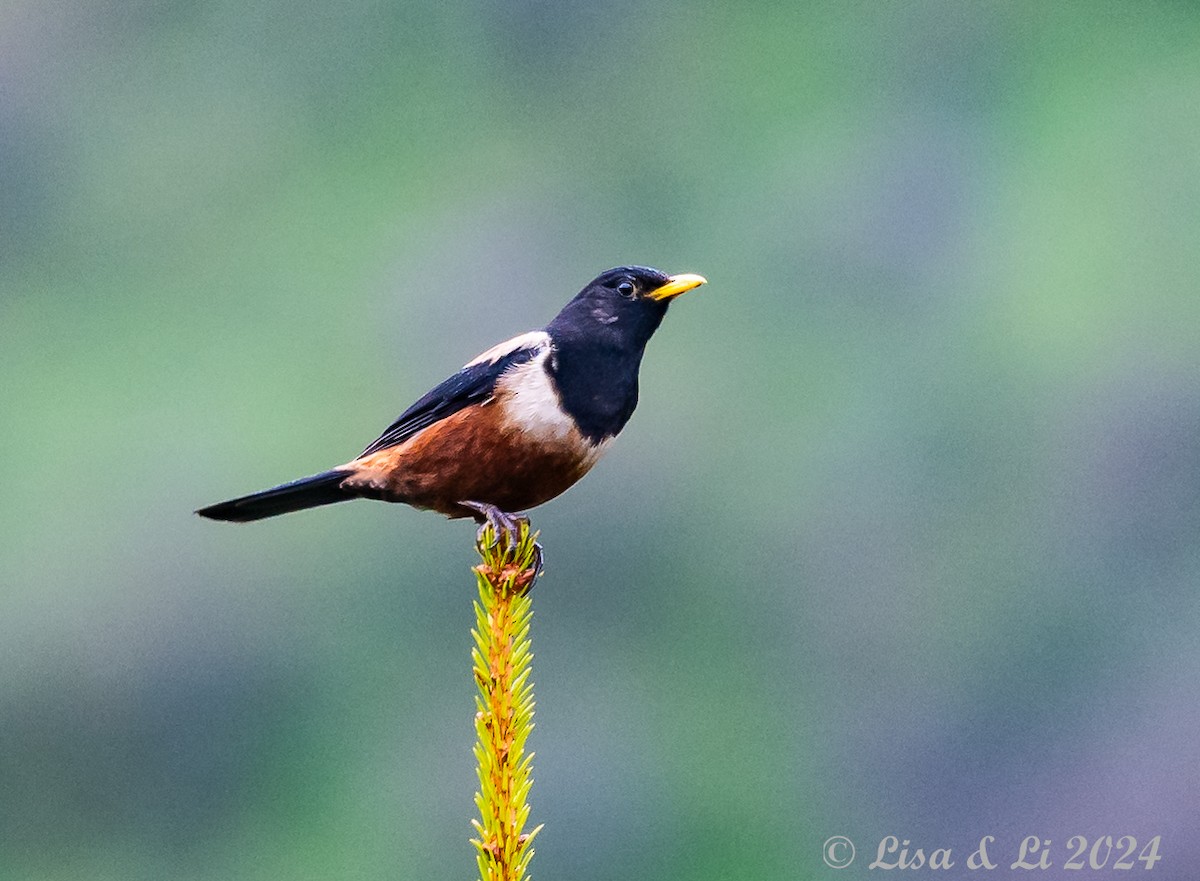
358, 345, 541, 457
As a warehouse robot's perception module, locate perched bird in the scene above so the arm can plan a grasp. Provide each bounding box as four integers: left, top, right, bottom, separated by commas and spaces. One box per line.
197, 266, 706, 539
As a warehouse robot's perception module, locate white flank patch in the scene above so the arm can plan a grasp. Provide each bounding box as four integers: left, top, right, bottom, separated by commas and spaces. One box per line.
477, 334, 612, 469
495, 348, 613, 473
464, 330, 551, 368
495, 347, 576, 441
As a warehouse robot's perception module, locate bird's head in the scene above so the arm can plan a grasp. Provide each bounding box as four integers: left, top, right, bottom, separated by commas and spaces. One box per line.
586, 265, 708, 305
585, 265, 705, 307
549, 265, 707, 348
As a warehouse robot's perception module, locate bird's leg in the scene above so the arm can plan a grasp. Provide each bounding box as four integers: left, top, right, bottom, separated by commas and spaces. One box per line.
459, 502, 544, 577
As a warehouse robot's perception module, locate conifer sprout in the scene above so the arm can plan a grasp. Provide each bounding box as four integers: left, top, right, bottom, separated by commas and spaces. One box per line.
470, 519, 543, 881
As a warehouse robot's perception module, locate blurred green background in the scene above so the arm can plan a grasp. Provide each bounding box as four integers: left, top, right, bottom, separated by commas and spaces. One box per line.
3, 2, 1199, 879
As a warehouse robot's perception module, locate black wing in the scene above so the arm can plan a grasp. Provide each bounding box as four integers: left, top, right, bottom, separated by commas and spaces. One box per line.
357, 340, 543, 457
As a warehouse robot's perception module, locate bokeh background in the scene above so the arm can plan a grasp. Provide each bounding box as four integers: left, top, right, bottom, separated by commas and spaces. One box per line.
3, 2, 1199, 879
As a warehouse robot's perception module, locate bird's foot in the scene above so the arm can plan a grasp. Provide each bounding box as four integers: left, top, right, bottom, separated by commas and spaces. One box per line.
460, 500, 544, 578
461, 500, 524, 548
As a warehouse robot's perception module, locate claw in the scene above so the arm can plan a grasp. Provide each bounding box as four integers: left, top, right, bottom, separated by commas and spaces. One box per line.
460, 500, 525, 551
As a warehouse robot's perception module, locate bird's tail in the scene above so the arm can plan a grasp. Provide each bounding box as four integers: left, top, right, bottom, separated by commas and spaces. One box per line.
196, 469, 351, 522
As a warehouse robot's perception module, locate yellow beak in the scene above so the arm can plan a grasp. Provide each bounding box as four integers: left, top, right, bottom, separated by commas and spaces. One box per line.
647, 272, 707, 301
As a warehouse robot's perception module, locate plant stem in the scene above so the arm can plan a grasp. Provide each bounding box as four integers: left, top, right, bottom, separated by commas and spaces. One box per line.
470, 521, 543, 881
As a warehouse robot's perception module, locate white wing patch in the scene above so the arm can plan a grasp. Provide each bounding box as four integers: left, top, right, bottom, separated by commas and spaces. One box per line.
464, 330, 551, 368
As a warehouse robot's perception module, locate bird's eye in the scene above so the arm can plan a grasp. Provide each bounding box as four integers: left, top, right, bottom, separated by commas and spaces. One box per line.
616, 280, 636, 298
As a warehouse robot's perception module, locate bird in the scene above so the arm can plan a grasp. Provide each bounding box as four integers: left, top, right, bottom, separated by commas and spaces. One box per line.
197, 266, 706, 544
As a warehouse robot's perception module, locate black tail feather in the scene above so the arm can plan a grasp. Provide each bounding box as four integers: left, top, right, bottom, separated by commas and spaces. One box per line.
196, 470, 351, 522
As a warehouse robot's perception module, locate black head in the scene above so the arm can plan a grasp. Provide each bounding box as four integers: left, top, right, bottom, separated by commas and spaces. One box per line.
577, 265, 707, 305
547, 265, 707, 353
544, 265, 706, 442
